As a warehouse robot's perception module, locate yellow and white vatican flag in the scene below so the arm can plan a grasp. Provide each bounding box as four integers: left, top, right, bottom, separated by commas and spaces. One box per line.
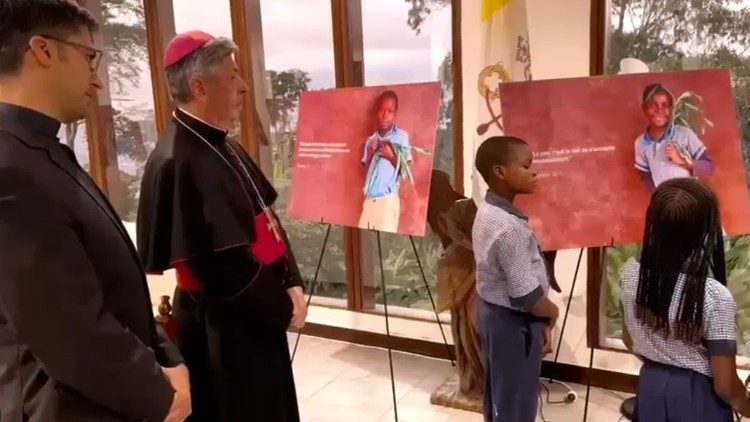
471, 0, 532, 205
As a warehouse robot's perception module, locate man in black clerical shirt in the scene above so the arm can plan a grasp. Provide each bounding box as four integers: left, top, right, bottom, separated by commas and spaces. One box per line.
0, 1, 190, 421
137, 31, 307, 421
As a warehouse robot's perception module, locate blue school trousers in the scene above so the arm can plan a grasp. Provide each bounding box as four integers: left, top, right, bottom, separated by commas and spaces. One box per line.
634, 359, 733, 422
478, 299, 545, 422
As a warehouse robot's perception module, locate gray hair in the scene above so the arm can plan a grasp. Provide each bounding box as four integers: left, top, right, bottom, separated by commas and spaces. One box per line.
166, 37, 238, 104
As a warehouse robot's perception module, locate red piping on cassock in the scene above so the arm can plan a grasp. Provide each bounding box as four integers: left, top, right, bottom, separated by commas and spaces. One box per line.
173, 261, 204, 292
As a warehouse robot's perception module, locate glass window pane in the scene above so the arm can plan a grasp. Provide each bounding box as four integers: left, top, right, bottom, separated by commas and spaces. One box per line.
173, 0, 232, 37
98, 0, 161, 224
58, 123, 90, 170
362, 0, 453, 310
601, 2, 750, 359
100, 0, 232, 227
363, 0, 454, 179
260, 0, 346, 301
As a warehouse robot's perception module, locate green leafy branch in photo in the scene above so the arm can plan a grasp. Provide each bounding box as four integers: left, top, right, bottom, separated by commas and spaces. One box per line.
674, 92, 715, 137
394, 144, 432, 184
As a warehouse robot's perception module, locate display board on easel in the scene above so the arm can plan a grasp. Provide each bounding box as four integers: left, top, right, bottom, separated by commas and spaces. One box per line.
286, 81, 451, 422
500, 69, 750, 356
553, 71, 750, 369
498, 69, 750, 420
287, 82, 441, 236
498, 69, 750, 251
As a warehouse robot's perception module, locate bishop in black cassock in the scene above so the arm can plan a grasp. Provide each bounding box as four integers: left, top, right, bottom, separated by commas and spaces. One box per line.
137, 31, 304, 422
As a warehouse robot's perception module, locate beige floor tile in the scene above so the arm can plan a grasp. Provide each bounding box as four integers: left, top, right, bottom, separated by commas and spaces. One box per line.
292, 335, 625, 422
304, 403, 388, 422
293, 372, 339, 400
446, 414, 483, 422
380, 405, 453, 422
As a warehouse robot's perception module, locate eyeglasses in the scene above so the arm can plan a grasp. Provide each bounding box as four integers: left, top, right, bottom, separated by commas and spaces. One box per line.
25, 34, 103, 74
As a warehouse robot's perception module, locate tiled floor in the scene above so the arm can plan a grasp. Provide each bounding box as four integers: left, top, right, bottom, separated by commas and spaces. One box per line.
143, 248, 647, 380
291, 334, 631, 422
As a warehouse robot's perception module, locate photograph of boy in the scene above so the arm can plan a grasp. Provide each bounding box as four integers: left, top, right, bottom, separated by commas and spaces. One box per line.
473, 136, 559, 422
359, 90, 412, 232
634, 83, 716, 192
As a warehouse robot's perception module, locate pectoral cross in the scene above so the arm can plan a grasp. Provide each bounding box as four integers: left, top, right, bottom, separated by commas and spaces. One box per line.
264, 207, 283, 242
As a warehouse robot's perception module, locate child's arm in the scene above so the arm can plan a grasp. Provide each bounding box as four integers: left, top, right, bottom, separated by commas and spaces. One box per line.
666, 147, 715, 176
635, 141, 655, 192
361, 137, 376, 167
542, 250, 561, 293
383, 131, 411, 168
683, 127, 715, 177
529, 296, 559, 326
379, 141, 398, 167
691, 150, 715, 177
494, 230, 559, 324
618, 300, 634, 352
711, 356, 750, 417
668, 143, 715, 175
705, 289, 750, 416
638, 170, 655, 192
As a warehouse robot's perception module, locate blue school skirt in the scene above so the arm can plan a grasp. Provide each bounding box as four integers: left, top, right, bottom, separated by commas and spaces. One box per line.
634, 359, 733, 422
478, 299, 546, 422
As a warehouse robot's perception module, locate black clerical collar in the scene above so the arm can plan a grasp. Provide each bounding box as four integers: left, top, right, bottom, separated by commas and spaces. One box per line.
174, 107, 228, 144
0, 102, 61, 139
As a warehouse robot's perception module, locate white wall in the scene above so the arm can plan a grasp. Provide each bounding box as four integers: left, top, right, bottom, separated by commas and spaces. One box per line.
460, 0, 482, 197
527, 0, 591, 80
462, 0, 592, 195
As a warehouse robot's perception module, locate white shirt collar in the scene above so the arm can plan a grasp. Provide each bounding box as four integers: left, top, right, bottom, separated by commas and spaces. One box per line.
371, 124, 397, 138
178, 107, 228, 133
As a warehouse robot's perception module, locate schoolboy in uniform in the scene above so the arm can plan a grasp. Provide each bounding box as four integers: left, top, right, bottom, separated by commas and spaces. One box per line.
359, 90, 411, 233
473, 136, 560, 422
634, 83, 715, 192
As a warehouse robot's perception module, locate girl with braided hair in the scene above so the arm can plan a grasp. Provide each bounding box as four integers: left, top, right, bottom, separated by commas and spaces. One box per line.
620, 178, 750, 421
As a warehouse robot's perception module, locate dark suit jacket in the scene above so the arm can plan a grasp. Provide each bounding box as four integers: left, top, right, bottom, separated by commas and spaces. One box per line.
0, 103, 183, 421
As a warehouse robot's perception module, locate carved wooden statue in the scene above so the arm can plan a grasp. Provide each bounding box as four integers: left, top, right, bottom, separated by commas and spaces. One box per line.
436, 199, 483, 399
155, 295, 178, 341
427, 170, 465, 249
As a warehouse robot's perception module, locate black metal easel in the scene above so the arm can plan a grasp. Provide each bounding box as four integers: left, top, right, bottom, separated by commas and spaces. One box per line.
290, 224, 332, 360
551, 248, 585, 366
409, 235, 455, 366
376, 230, 399, 421
291, 225, 455, 422
539, 249, 584, 420
582, 346, 596, 422
583, 245, 610, 422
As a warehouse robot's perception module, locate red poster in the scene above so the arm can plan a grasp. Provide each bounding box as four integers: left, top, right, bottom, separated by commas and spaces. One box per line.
287, 82, 441, 237
499, 69, 750, 250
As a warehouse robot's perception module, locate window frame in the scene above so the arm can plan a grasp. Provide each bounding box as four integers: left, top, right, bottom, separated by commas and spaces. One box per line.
83, 0, 462, 315
77, 0, 642, 394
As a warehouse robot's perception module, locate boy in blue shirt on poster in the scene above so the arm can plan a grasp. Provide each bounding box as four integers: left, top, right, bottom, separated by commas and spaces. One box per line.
473, 136, 560, 422
635, 83, 715, 192
359, 90, 411, 233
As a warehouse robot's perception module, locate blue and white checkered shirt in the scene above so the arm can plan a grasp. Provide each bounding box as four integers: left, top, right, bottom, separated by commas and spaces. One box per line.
620, 260, 736, 377
472, 191, 549, 311
634, 124, 708, 188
